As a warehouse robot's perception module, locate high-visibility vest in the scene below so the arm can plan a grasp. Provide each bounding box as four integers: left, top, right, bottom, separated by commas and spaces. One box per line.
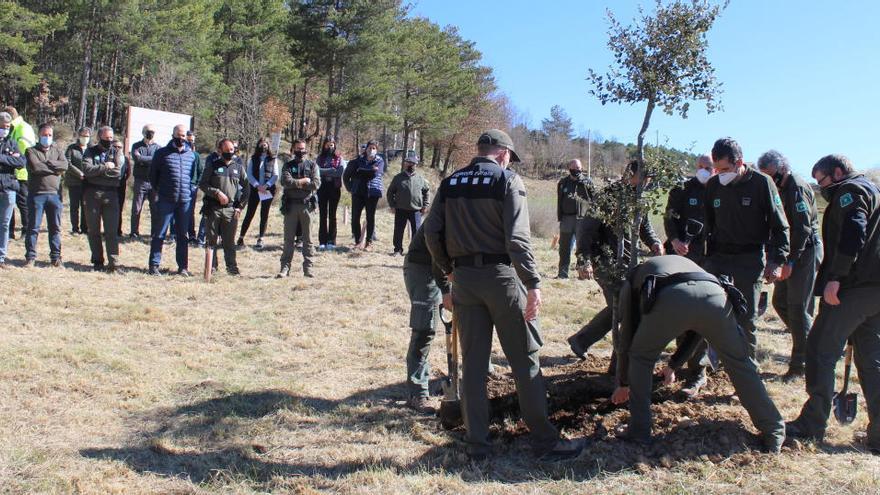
10, 116, 35, 181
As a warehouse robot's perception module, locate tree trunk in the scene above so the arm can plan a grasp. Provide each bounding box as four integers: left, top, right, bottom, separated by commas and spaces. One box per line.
298, 79, 309, 140
431, 144, 441, 169
77, 33, 94, 130
419, 132, 425, 165
442, 145, 455, 177
401, 120, 410, 164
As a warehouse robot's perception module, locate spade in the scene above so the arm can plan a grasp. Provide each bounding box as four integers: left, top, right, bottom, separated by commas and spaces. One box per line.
438, 304, 462, 429
833, 343, 858, 424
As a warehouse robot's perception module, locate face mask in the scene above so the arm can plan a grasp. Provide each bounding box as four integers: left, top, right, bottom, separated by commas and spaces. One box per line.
368, 149, 377, 159
327, 145, 335, 153
569, 169, 580, 177
405, 164, 414, 171
100, 139, 113, 149
0, 129, 8, 139
696, 168, 712, 184
40, 136, 53, 147
79, 136, 90, 146
294, 150, 306, 159
173, 137, 186, 148
773, 172, 785, 186
221, 151, 234, 161
718, 172, 738, 186
144, 131, 155, 140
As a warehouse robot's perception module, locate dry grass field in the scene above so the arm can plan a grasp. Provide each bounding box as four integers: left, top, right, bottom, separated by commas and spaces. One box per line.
1, 177, 878, 494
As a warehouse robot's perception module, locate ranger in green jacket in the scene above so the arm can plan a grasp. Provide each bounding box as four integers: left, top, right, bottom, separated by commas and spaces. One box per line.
388, 153, 431, 255
704, 137, 789, 360
277, 139, 320, 278
65, 128, 91, 235
556, 159, 593, 278
757, 150, 821, 380
82, 126, 125, 272
611, 255, 784, 452
787, 155, 880, 454
199, 139, 249, 275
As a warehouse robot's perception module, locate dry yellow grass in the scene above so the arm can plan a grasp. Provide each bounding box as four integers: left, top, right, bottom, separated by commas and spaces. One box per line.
0, 181, 878, 494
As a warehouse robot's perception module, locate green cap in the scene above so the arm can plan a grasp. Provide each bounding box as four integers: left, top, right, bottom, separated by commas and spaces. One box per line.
477, 129, 521, 162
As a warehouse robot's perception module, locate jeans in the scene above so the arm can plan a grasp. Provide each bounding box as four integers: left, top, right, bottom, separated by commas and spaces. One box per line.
0, 190, 15, 262
351, 195, 379, 245
150, 199, 191, 269
393, 209, 421, 253
8, 181, 27, 236
318, 184, 341, 245
25, 193, 63, 261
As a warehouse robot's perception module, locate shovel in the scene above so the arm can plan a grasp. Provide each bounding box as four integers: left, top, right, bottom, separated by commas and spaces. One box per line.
833, 343, 858, 424
438, 304, 462, 429
757, 290, 768, 317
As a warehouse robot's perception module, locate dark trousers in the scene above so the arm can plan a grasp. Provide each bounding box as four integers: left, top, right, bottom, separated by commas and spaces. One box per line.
704, 251, 765, 359
9, 180, 27, 236
351, 195, 379, 244
558, 215, 577, 277
150, 199, 191, 269
67, 185, 87, 233
393, 209, 421, 253
570, 279, 616, 352
404, 261, 441, 398
130, 178, 153, 235
772, 244, 821, 368
83, 187, 120, 267
205, 206, 238, 270
116, 180, 127, 235
240, 185, 275, 240
187, 186, 198, 240
25, 193, 63, 261
318, 185, 341, 245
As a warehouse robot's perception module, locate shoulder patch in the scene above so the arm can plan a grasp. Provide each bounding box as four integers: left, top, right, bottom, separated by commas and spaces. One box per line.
796, 201, 808, 212
773, 193, 782, 206
688, 198, 698, 206
839, 192, 854, 208
518, 190, 526, 197
713, 198, 720, 208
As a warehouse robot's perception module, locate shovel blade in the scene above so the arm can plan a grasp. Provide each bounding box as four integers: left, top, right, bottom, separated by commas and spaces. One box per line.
757, 291, 769, 316
439, 399, 463, 429
833, 391, 858, 424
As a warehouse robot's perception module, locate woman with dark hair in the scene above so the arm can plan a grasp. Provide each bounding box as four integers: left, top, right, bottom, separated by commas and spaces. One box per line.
316, 137, 345, 250
237, 137, 278, 249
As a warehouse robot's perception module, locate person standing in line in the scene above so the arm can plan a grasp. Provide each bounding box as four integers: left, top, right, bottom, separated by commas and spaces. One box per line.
23, 123, 68, 267
556, 159, 592, 279
65, 127, 91, 235
343, 140, 384, 251
129, 124, 159, 240
82, 126, 125, 273
277, 139, 319, 278
387, 152, 430, 256
0, 112, 25, 268
238, 137, 278, 250
316, 137, 344, 251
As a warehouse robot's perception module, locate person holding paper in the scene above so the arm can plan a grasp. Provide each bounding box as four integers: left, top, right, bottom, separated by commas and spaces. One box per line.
238, 137, 278, 250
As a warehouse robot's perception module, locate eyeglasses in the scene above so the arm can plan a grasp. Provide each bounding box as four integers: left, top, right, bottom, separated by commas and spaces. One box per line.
815, 174, 832, 187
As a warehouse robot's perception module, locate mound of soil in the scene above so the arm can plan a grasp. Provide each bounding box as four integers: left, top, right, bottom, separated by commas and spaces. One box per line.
463, 356, 772, 468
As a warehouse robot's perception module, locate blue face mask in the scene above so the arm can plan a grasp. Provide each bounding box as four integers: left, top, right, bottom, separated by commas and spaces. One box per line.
0, 129, 8, 139
40, 136, 53, 147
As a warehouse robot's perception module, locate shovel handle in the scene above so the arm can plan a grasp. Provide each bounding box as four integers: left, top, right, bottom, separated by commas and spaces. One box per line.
841, 343, 853, 396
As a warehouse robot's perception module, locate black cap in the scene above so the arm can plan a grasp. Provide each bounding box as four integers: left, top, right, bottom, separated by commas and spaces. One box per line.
477, 129, 521, 162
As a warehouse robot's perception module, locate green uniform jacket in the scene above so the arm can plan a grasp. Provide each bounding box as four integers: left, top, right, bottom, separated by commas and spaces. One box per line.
704, 168, 790, 265
387, 170, 430, 211
64, 143, 87, 187
424, 156, 541, 290
280, 158, 320, 201
199, 156, 249, 210
25, 145, 68, 195
82, 144, 124, 188
663, 177, 707, 256
777, 172, 819, 264
817, 174, 880, 290
556, 173, 592, 221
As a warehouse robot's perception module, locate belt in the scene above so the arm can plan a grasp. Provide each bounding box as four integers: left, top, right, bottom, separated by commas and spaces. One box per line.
453, 253, 511, 267
83, 184, 118, 192
406, 251, 432, 265
713, 243, 762, 255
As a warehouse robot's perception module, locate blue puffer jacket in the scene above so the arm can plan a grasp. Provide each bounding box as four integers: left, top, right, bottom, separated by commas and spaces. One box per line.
150, 140, 196, 203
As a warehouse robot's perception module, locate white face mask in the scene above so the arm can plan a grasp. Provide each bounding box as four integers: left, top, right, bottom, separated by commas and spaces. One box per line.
79, 136, 90, 146
368, 149, 377, 159
0, 129, 8, 139
718, 171, 738, 186
696, 168, 713, 184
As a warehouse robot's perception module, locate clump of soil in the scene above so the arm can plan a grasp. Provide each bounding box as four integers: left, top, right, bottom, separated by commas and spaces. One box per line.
475, 356, 772, 468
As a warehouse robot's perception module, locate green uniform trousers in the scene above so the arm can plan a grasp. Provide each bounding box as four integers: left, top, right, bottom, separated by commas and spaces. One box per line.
280, 203, 314, 270
793, 285, 880, 445
83, 187, 120, 267
205, 206, 239, 271
403, 260, 442, 398
628, 280, 784, 445
705, 251, 765, 359
557, 215, 577, 278
453, 263, 558, 455
772, 244, 821, 368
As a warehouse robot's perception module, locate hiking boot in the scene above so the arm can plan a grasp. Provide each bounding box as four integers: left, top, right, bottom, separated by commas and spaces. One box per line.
227, 266, 241, 276
177, 269, 193, 277
782, 364, 805, 382
24, 259, 35, 268
255, 237, 264, 249
50, 259, 64, 269
93, 263, 105, 272
236, 237, 244, 247
784, 421, 824, 442
567, 335, 586, 360
557, 272, 569, 279
406, 396, 436, 414
148, 265, 162, 276
318, 244, 326, 251
276, 266, 290, 279
537, 438, 587, 462
363, 242, 373, 252
106, 265, 121, 275
129, 233, 140, 241
303, 267, 314, 278
680, 371, 708, 399
759, 431, 784, 453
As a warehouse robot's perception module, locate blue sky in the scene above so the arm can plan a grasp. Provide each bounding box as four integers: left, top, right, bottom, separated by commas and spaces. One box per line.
411, 0, 880, 177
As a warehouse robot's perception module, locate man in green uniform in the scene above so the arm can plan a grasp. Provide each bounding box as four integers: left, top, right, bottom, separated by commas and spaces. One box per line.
403, 224, 449, 413
704, 137, 789, 359
199, 139, 249, 275
610, 255, 785, 452
64, 127, 90, 235
424, 129, 584, 461
757, 150, 821, 380
277, 139, 320, 278
567, 160, 664, 364
82, 126, 125, 273
556, 159, 592, 279
663, 154, 714, 396
388, 152, 431, 256
787, 155, 880, 453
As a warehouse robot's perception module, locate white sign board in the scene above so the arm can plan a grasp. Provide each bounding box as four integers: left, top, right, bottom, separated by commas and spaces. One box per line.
125, 106, 192, 152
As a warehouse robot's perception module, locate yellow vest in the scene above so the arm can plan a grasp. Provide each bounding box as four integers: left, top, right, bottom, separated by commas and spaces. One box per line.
10, 116, 35, 181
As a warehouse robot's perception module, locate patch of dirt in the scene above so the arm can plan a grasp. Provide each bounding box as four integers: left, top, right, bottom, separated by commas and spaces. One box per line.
451, 356, 774, 468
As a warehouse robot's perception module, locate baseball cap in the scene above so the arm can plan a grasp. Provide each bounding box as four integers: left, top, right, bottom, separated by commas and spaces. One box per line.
477, 129, 521, 162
